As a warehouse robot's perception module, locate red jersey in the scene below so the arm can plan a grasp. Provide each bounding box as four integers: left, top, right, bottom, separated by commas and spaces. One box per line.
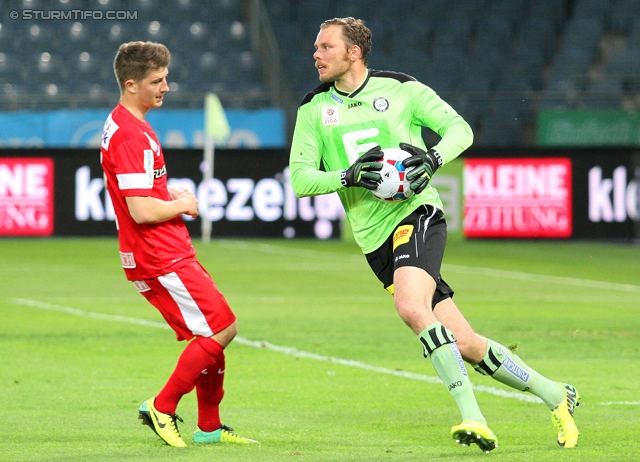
100, 103, 196, 280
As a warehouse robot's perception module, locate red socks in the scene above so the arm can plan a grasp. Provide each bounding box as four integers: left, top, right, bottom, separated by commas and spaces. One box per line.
195, 354, 225, 432
154, 337, 224, 417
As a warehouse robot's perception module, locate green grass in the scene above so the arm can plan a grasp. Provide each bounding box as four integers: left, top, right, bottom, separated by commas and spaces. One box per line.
1, 237, 639, 461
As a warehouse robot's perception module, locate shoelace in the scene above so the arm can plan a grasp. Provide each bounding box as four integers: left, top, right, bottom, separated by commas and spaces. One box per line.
169, 413, 184, 434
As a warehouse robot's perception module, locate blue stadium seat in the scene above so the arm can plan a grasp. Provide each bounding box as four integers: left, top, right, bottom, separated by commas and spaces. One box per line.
16, 21, 59, 53
581, 77, 624, 108
214, 20, 251, 51
479, 103, 524, 147
0, 52, 25, 84
628, 17, 640, 49
603, 47, 640, 79
516, 16, 557, 62
529, 0, 569, 32
432, 17, 473, 53
572, 0, 611, 20
488, 0, 528, 22
540, 78, 580, 109
475, 16, 514, 54
28, 51, 67, 84
92, 0, 126, 10
561, 17, 603, 54
172, 21, 216, 51
50, 0, 84, 10
608, 0, 639, 33
548, 47, 592, 84
510, 46, 545, 89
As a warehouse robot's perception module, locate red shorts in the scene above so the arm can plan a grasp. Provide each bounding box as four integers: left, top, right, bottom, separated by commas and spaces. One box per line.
134, 261, 236, 341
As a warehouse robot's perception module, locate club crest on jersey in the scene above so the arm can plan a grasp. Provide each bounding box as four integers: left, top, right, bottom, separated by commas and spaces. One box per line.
322, 106, 340, 125
373, 97, 389, 112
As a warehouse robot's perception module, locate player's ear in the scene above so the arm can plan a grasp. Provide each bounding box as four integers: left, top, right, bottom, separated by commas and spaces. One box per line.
349, 45, 362, 61
125, 79, 137, 94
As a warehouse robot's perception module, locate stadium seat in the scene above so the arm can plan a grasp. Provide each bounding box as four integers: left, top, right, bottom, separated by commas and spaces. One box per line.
0, 21, 18, 52
488, 0, 528, 22
479, 104, 524, 147
529, 0, 569, 32
539, 78, 580, 109
475, 16, 513, 54
215, 20, 251, 51
16, 22, 59, 53
101, 21, 137, 47
28, 51, 67, 84
50, 0, 84, 9
607, 0, 638, 33
628, 17, 640, 49
432, 17, 473, 53
93, 0, 126, 10
516, 16, 557, 62
561, 17, 603, 55
581, 77, 624, 108
572, 0, 611, 20
0, 52, 24, 85
172, 21, 216, 51
603, 47, 640, 79
548, 47, 592, 84
509, 46, 545, 90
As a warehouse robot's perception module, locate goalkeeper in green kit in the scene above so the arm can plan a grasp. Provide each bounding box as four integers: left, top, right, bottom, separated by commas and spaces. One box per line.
289, 17, 580, 453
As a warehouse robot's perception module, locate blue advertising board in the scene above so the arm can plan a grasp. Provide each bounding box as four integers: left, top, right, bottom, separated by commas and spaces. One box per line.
0, 108, 285, 148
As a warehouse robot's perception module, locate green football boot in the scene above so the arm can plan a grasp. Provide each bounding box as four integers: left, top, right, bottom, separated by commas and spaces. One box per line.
193, 424, 259, 444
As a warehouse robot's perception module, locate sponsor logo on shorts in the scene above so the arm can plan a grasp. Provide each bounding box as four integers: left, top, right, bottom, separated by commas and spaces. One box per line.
502, 356, 530, 382
393, 225, 413, 250
133, 280, 150, 292
395, 254, 410, 262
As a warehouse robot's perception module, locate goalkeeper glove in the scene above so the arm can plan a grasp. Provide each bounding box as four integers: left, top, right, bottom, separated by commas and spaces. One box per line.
341, 146, 383, 190
400, 142, 443, 194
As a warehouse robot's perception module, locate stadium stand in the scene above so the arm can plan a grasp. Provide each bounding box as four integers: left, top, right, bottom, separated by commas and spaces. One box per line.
1, 0, 640, 145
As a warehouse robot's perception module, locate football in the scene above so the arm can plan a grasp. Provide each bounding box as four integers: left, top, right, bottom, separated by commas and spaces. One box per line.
371, 147, 414, 201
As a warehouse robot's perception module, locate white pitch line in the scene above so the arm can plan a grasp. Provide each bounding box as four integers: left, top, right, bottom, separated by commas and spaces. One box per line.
215, 240, 640, 294
598, 401, 640, 406
8, 297, 542, 403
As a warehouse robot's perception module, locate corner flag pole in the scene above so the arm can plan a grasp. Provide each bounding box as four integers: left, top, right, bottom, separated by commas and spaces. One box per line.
202, 93, 230, 244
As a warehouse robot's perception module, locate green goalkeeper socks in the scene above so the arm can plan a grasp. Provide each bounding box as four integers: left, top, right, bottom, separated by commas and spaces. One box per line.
419, 323, 486, 424
473, 338, 565, 409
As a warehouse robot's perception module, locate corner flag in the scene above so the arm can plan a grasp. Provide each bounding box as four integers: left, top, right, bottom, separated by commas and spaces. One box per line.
202, 93, 230, 244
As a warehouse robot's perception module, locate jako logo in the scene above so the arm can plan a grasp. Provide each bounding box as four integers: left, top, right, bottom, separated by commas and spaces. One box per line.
448, 381, 463, 391
589, 166, 639, 222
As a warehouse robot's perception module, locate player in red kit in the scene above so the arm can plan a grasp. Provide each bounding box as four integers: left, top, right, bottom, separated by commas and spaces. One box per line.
100, 41, 257, 448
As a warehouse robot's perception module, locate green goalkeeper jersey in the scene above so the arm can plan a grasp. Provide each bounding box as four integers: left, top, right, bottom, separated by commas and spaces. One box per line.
289, 69, 473, 253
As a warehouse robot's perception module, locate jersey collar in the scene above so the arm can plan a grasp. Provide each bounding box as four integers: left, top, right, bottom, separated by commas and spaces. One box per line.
333, 69, 371, 99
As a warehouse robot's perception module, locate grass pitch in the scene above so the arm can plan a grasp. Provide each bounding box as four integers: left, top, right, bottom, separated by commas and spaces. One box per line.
1, 236, 639, 461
